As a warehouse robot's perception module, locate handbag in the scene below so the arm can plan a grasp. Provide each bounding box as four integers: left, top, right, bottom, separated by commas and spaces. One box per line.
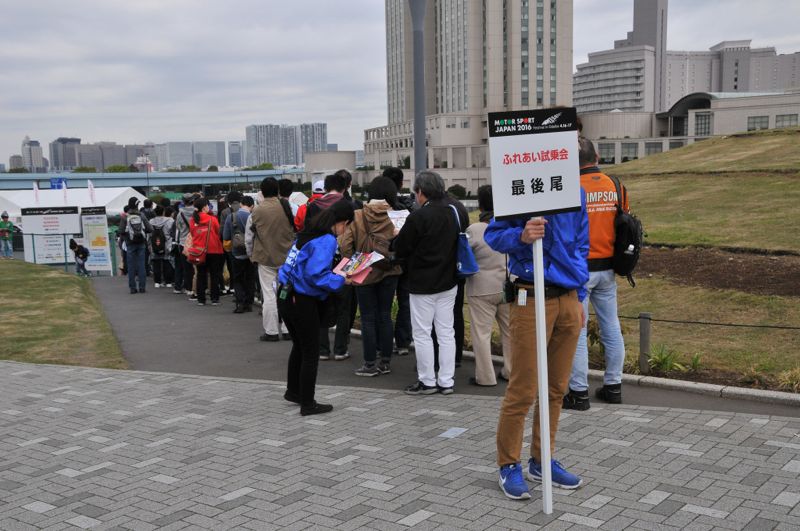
185, 221, 211, 265
448, 204, 479, 278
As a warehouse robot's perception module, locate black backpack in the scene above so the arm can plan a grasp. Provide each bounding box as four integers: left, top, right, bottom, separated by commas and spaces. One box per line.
609, 175, 643, 287
151, 225, 167, 256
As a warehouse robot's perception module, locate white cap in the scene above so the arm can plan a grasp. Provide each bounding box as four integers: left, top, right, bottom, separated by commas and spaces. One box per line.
312, 180, 325, 193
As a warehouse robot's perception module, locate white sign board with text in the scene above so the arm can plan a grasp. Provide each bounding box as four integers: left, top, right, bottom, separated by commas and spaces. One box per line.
488, 108, 581, 218
21, 206, 81, 264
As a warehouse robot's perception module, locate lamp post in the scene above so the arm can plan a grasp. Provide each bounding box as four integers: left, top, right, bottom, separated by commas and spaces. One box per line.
144, 152, 150, 198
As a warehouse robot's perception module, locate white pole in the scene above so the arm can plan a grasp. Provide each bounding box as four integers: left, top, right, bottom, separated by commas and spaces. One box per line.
532, 217, 553, 514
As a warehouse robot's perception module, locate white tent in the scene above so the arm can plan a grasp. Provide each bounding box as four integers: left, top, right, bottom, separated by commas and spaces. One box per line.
0, 187, 146, 224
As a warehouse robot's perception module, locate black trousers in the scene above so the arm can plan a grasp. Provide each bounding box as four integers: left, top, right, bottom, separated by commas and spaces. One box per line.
279, 292, 322, 407
230, 257, 255, 306
152, 258, 174, 285
319, 285, 354, 356
196, 253, 224, 303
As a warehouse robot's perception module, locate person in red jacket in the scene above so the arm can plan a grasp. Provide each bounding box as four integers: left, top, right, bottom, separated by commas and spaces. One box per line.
293, 180, 325, 231
190, 198, 225, 306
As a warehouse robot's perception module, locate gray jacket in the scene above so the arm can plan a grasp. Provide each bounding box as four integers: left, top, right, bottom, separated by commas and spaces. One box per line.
175, 206, 195, 243
149, 216, 175, 256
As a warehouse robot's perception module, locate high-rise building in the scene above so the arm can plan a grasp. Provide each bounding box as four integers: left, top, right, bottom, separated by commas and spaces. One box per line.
49, 137, 81, 171
9, 155, 23, 170
245, 124, 328, 166
0, 164, 6, 173
192, 141, 226, 168
228, 141, 244, 167
21, 136, 46, 172
153, 142, 194, 169
74, 144, 103, 171
98, 142, 127, 169
327, 144, 339, 152
365, 0, 574, 173
574, 0, 800, 114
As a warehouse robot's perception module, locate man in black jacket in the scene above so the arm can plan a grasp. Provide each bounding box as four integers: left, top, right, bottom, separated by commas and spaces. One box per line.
392, 171, 459, 395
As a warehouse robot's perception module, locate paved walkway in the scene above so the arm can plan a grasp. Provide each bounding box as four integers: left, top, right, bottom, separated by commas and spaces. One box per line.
91, 275, 800, 418
1, 361, 799, 530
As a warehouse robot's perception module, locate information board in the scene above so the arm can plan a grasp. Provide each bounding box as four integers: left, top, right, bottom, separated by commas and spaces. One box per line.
21, 206, 81, 264
488, 108, 581, 219
81, 206, 112, 272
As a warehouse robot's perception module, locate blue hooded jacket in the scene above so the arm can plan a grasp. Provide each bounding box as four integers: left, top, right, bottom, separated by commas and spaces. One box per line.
484, 191, 590, 301
278, 233, 344, 299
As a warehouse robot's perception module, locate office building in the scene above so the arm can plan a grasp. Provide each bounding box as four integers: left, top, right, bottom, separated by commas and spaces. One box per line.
364, 0, 574, 189
327, 143, 339, 152
574, 0, 800, 114
21, 136, 46, 172
74, 144, 104, 171
49, 137, 81, 171
9, 155, 23, 171
0, 164, 5, 173
245, 123, 328, 167
228, 141, 244, 167
192, 141, 226, 168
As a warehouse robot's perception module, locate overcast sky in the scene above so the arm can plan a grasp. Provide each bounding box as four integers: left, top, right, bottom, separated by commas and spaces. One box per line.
2, 0, 799, 167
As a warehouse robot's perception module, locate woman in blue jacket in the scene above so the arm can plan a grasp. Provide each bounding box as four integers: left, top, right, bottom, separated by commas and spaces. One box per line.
278, 200, 355, 416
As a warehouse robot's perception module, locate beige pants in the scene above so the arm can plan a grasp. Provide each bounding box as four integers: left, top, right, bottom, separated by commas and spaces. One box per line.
467, 293, 511, 385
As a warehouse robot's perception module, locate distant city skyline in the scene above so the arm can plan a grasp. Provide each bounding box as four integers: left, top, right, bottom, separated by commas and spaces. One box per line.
2, 0, 800, 167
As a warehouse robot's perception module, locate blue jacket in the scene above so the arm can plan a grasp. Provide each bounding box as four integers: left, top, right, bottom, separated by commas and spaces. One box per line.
484, 192, 590, 301
278, 234, 345, 299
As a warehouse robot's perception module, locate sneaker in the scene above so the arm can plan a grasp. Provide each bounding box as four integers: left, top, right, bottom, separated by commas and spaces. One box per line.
595, 384, 622, 404
394, 347, 409, 356
334, 352, 350, 361
377, 362, 391, 375
562, 388, 591, 411
319, 353, 331, 361
188, 293, 198, 301
527, 458, 583, 489
173, 288, 183, 294
165, 283, 173, 288
211, 301, 220, 306
154, 283, 161, 288
404, 381, 438, 395
197, 301, 206, 306
499, 463, 531, 500
300, 402, 333, 416
355, 364, 380, 377
438, 386, 454, 395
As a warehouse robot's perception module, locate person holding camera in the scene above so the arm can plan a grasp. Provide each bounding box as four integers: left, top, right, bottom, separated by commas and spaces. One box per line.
277, 200, 355, 416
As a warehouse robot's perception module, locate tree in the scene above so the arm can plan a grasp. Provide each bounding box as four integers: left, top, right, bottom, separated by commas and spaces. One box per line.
401, 155, 411, 169
242, 162, 274, 171
447, 184, 467, 200
72, 166, 97, 173
181, 165, 201, 172
7, 167, 29, 173
206, 165, 219, 172
105, 165, 130, 173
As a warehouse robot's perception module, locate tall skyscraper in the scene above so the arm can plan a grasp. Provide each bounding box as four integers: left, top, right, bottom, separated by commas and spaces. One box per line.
228, 141, 244, 167
8, 156, 23, 170
21, 136, 46, 172
49, 137, 81, 171
245, 123, 328, 166
192, 141, 226, 168
366, 0, 574, 171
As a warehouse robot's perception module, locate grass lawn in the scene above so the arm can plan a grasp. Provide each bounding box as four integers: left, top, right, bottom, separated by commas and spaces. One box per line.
614, 277, 799, 385
0, 260, 127, 369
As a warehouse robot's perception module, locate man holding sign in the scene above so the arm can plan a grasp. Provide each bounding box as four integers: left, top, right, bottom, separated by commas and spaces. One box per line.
486, 107, 588, 501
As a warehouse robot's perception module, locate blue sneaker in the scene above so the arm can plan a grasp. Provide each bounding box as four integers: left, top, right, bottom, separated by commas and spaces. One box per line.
527, 458, 582, 489
498, 463, 531, 500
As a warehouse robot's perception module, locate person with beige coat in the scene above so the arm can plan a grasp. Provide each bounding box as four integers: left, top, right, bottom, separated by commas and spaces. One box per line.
466, 185, 512, 386
339, 177, 403, 377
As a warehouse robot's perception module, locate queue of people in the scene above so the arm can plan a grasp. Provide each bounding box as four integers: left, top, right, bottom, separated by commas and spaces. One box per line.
115, 150, 631, 502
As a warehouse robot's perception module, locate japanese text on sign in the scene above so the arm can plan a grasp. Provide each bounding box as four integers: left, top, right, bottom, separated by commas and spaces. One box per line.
502, 149, 569, 165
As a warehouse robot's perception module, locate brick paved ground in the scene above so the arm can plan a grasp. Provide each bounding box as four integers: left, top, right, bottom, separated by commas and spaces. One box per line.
1, 361, 799, 530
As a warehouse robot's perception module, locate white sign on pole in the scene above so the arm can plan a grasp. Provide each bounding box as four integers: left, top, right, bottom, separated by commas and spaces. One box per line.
21, 207, 81, 265
81, 207, 112, 272
488, 107, 581, 514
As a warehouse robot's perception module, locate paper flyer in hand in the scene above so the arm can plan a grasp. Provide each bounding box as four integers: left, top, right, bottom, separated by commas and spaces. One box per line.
388, 210, 410, 230
333, 251, 385, 284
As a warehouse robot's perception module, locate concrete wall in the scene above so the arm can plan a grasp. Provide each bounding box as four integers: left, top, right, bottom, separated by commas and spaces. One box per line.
304, 151, 356, 177
580, 112, 656, 139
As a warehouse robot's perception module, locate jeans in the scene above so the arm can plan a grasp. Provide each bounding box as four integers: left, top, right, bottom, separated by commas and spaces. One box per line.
319, 285, 353, 356
126, 243, 146, 291
496, 290, 582, 466
196, 253, 224, 303
409, 286, 457, 388
152, 258, 174, 285
1, 239, 12, 258
356, 276, 399, 365
279, 292, 322, 407
569, 269, 626, 391
393, 272, 412, 349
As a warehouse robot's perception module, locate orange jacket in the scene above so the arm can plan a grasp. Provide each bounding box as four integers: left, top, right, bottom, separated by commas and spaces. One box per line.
580, 166, 629, 261
293, 193, 324, 232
